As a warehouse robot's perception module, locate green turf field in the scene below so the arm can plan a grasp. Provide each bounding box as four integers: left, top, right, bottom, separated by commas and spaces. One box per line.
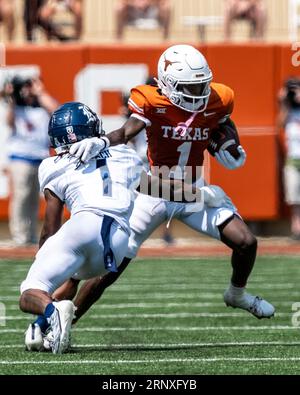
1, 256, 300, 375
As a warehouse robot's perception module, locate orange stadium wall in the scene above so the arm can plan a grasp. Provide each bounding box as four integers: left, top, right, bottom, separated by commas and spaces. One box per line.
1, 43, 299, 221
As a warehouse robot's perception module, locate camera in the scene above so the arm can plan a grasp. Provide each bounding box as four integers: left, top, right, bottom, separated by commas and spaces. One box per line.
11, 76, 33, 106
284, 78, 300, 108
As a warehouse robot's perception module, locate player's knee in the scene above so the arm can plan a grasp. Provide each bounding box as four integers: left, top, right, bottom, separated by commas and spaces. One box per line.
19, 292, 28, 312
126, 240, 138, 259
102, 257, 131, 287
236, 232, 257, 255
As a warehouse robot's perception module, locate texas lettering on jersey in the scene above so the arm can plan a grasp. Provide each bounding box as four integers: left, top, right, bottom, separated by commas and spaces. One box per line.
161, 126, 209, 141
128, 82, 234, 179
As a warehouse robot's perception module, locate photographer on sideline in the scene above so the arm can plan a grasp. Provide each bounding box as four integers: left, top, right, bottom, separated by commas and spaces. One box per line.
278, 77, 300, 240
6, 76, 58, 246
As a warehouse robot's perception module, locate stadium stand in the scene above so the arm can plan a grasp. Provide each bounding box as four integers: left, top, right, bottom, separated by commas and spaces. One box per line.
0, 0, 296, 44
289, 0, 300, 42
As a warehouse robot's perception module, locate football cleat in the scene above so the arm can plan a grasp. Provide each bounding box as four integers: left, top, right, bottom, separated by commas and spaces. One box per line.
223, 289, 275, 319
43, 329, 53, 352
43, 329, 71, 353
48, 300, 76, 354
24, 323, 44, 351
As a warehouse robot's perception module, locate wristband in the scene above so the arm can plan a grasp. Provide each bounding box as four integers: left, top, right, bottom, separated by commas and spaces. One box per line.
100, 136, 110, 149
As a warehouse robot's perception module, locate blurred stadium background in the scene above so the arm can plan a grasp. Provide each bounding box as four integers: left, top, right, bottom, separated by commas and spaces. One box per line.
0, 0, 299, 244
0, 0, 297, 44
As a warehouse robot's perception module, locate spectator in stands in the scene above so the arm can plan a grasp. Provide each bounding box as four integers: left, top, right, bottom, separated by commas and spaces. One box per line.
278, 77, 300, 240
0, 0, 15, 41
224, 0, 267, 41
6, 76, 58, 245
115, 0, 171, 40
24, 0, 48, 41
24, 0, 83, 42
39, 0, 83, 40
0, 79, 13, 201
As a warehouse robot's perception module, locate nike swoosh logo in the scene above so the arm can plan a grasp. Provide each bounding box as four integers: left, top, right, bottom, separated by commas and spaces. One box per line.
204, 112, 216, 117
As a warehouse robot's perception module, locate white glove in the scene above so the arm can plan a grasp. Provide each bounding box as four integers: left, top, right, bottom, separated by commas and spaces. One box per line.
215, 145, 246, 170
200, 185, 226, 207
69, 137, 110, 163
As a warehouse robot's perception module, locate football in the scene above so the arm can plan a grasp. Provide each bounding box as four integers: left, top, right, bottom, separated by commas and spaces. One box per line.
207, 119, 240, 159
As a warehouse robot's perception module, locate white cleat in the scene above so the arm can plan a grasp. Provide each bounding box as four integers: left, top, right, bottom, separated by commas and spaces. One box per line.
49, 301, 76, 354
43, 329, 71, 353
25, 323, 44, 351
224, 289, 275, 319
43, 330, 53, 352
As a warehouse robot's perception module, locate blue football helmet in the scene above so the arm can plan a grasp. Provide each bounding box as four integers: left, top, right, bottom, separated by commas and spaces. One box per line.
48, 102, 102, 153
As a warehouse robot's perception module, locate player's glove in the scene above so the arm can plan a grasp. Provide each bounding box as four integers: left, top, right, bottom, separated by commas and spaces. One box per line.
69, 136, 110, 163
215, 145, 246, 170
200, 185, 226, 207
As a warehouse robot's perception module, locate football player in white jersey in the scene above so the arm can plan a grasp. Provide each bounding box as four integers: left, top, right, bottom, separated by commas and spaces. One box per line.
20, 102, 143, 354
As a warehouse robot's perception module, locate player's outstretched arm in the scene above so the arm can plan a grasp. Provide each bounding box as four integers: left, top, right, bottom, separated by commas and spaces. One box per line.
39, 189, 64, 248
69, 117, 146, 163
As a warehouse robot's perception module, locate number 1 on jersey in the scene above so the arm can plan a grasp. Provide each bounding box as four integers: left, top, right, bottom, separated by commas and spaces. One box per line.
177, 142, 192, 168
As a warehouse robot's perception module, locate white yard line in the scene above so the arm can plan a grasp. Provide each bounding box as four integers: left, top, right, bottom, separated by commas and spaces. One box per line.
0, 312, 292, 320
2, 291, 300, 300
0, 313, 294, 322
3, 301, 300, 309
87, 312, 290, 318
0, 283, 298, 292
1, 340, 300, 349
2, 357, 300, 365
0, 325, 297, 334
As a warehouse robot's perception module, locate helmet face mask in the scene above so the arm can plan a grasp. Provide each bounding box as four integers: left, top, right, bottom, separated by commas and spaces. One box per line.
48, 102, 102, 154
157, 45, 213, 113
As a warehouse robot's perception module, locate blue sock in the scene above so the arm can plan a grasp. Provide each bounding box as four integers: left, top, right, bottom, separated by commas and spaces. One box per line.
34, 315, 50, 334
44, 303, 55, 322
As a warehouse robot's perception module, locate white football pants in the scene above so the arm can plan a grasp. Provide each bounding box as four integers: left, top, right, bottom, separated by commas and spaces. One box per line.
20, 211, 128, 295
126, 192, 238, 258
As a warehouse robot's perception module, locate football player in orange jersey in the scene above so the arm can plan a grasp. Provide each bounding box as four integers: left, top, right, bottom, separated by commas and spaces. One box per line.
26, 44, 275, 351
69, 44, 275, 319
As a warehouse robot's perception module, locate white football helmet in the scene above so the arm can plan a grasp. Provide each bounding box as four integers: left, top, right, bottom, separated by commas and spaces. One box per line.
157, 44, 213, 113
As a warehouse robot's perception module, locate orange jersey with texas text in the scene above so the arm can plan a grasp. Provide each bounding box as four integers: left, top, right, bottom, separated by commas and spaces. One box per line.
128, 82, 234, 174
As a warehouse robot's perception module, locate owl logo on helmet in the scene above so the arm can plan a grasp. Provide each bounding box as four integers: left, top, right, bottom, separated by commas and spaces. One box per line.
157, 44, 213, 113
48, 102, 103, 154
